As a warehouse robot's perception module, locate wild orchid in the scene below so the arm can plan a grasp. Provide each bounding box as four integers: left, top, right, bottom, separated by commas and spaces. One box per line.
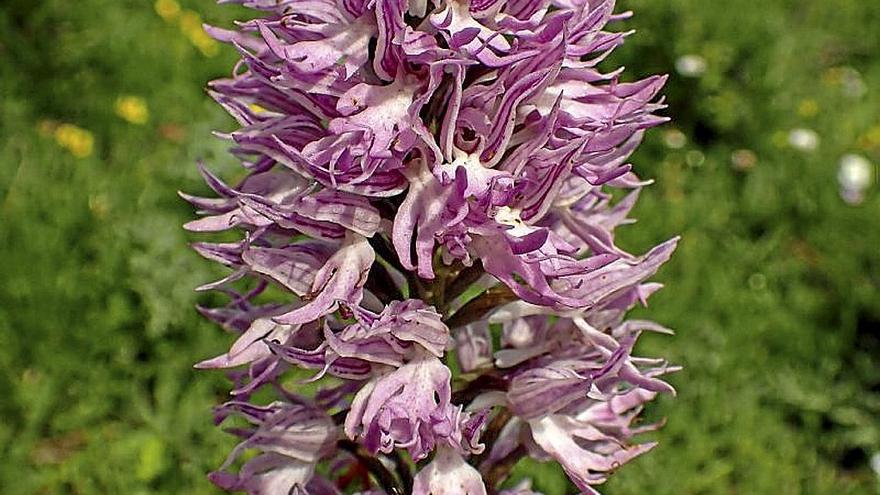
184, 0, 679, 493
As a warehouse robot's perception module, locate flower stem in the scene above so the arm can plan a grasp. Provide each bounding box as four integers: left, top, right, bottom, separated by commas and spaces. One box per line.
390, 448, 414, 494
444, 285, 517, 328
338, 439, 403, 494
482, 444, 527, 494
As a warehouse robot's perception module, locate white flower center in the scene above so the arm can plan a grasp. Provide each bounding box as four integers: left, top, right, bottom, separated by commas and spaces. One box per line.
494, 206, 533, 237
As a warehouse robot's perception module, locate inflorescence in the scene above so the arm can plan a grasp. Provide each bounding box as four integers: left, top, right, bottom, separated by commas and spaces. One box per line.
184, 1, 679, 493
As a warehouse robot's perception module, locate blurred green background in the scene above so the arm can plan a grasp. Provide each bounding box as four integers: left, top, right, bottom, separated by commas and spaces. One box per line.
1, 0, 878, 493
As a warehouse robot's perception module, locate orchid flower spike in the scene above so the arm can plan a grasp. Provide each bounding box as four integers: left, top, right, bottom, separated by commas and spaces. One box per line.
186, 0, 678, 493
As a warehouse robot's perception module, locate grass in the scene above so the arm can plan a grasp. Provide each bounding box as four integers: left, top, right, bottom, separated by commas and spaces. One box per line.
1, 0, 878, 493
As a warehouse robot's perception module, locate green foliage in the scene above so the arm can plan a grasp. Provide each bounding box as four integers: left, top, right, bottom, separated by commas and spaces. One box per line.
0, 0, 878, 494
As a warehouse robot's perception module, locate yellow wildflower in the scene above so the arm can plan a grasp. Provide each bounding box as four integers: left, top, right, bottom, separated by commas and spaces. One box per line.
179, 10, 218, 57
190, 30, 219, 57
54, 124, 94, 159
154, 0, 181, 22
115, 96, 150, 125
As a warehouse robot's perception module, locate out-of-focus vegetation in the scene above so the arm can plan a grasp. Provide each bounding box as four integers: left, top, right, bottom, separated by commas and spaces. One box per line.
0, 0, 878, 493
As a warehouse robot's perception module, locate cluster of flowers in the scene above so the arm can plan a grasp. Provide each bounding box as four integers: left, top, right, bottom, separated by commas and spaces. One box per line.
185, 0, 678, 493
